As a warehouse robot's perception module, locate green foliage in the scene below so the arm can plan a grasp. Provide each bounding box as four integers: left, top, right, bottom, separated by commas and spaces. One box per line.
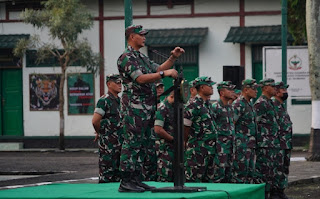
14, 0, 101, 74
288, 0, 307, 45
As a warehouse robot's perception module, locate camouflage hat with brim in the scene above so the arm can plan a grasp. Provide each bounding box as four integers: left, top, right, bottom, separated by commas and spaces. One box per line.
155, 79, 164, 87
275, 81, 289, 89
189, 80, 196, 88
259, 78, 275, 87
125, 25, 148, 37
217, 81, 236, 90
242, 79, 259, 89
106, 74, 122, 83
194, 76, 216, 87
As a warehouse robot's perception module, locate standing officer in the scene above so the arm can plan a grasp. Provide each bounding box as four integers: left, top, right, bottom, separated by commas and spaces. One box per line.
154, 91, 175, 182
117, 24, 184, 192
184, 76, 217, 182
254, 78, 279, 199
232, 79, 259, 184
92, 74, 123, 183
212, 81, 236, 183
272, 81, 292, 199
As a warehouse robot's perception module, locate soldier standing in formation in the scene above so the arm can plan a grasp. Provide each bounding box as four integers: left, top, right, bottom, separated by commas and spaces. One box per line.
117, 24, 184, 192
92, 74, 123, 183
272, 81, 292, 199
188, 80, 197, 101
184, 76, 217, 182
211, 81, 236, 183
232, 79, 259, 184
254, 78, 279, 198
154, 91, 175, 182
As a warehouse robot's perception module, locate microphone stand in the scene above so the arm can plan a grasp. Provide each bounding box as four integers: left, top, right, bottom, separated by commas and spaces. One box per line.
150, 49, 207, 193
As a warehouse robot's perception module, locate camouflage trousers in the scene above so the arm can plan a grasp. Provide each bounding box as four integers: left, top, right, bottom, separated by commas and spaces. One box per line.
274, 149, 290, 190
232, 139, 256, 183
142, 128, 157, 181
185, 147, 215, 182
98, 131, 122, 183
155, 139, 174, 182
119, 107, 154, 174
213, 137, 233, 183
256, 148, 284, 192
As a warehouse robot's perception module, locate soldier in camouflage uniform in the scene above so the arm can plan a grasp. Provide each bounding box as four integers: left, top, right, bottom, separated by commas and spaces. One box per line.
92, 74, 123, 183
188, 80, 197, 101
254, 78, 279, 199
211, 81, 236, 183
272, 81, 292, 199
117, 24, 184, 192
154, 91, 175, 182
184, 76, 217, 182
232, 79, 259, 184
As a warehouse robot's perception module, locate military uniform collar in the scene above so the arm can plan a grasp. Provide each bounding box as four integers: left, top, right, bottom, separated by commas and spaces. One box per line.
107, 92, 118, 99
127, 45, 140, 55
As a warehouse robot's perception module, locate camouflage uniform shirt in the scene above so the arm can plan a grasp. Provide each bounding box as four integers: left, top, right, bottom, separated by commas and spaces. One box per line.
95, 92, 122, 142
254, 95, 280, 148
212, 99, 235, 148
233, 95, 257, 149
117, 45, 159, 113
272, 98, 293, 149
184, 95, 217, 154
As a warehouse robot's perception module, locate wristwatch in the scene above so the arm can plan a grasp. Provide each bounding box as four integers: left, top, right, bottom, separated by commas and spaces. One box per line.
159, 71, 165, 78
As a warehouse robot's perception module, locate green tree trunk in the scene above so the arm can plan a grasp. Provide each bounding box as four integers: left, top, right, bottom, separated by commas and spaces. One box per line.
306, 0, 320, 161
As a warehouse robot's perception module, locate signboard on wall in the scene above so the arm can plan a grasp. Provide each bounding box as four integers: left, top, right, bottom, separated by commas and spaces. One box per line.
29, 74, 60, 111
67, 73, 95, 115
263, 46, 310, 98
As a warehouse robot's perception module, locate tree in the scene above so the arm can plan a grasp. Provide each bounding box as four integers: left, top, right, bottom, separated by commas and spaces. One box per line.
287, 0, 307, 45
306, 0, 320, 161
14, 0, 102, 150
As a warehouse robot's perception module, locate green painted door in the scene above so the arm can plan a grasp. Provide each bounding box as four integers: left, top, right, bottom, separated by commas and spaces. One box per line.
0, 69, 23, 136
252, 61, 263, 100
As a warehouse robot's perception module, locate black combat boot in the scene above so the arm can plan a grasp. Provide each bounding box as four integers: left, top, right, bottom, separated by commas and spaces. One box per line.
270, 189, 282, 199
118, 172, 145, 192
132, 170, 156, 191
277, 189, 290, 199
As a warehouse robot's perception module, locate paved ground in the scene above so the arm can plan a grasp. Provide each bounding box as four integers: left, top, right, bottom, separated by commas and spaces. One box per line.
0, 150, 319, 198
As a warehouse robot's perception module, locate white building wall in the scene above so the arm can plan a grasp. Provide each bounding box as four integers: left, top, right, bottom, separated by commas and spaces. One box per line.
1, 0, 310, 136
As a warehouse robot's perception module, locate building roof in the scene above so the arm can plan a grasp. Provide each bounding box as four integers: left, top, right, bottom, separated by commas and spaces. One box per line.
224, 25, 294, 44
145, 27, 208, 46
0, 34, 30, 48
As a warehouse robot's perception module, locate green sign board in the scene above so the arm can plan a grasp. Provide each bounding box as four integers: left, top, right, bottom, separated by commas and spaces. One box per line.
67, 73, 95, 115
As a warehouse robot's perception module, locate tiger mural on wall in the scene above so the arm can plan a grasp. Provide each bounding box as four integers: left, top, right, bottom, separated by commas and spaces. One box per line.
30, 74, 60, 111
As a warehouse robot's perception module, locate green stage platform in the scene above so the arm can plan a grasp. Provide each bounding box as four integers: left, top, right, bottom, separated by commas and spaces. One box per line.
0, 182, 265, 199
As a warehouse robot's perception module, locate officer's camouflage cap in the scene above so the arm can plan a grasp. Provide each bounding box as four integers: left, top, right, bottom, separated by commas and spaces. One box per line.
125, 25, 148, 37
189, 80, 196, 88
217, 81, 236, 90
194, 76, 216, 87
275, 81, 289, 89
259, 78, 275, 87
155, 79, 164, 87
106, 74, 122, 83
242, 79, 259, 89
234, 89, 241, 94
